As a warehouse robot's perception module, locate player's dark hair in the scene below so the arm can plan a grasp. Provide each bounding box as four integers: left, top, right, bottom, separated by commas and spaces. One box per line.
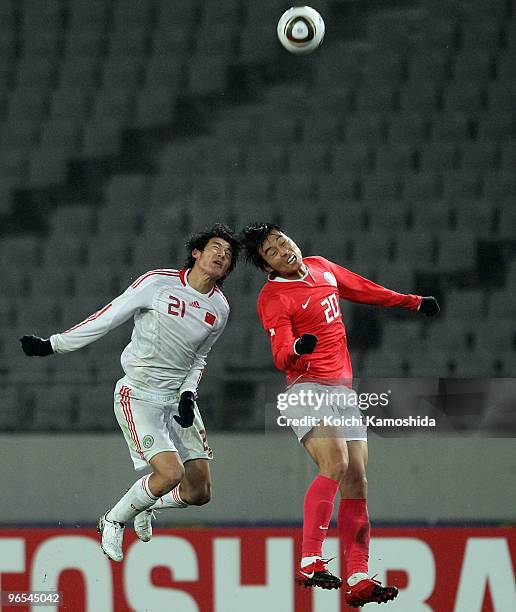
185, 223, 240, 286
241, 222, 281, 270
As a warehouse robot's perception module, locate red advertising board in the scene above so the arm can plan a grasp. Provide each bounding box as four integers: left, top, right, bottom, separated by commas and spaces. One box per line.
0, 527, 514, 611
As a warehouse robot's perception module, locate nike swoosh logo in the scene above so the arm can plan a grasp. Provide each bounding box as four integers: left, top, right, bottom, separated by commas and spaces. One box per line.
301, 297, 311, 309
345, 590, 352, 595
319, 525, 329, 530
300, 570, 315, 578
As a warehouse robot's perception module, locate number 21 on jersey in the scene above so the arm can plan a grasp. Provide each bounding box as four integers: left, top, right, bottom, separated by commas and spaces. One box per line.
168, 295, 186, 317
321, 293, 340, 323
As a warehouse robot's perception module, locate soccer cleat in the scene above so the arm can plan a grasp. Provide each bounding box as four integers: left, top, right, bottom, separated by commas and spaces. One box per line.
134, 509, 156, 542
97, 512, 125, 562
295, 558, 343, 590
344, 576, 399, 607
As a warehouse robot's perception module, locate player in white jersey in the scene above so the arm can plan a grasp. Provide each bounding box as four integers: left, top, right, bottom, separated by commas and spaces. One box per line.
20, 224, 240, 562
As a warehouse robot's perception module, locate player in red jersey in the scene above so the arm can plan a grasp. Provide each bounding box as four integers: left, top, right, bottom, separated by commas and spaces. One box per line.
242, 223, 439, 606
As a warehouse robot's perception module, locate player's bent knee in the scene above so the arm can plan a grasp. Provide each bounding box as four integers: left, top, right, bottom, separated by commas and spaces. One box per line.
320, 459, 348, 482
153, 465, 185, 495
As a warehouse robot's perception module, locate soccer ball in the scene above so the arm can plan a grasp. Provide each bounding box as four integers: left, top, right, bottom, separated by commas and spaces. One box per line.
277, 6, 325, 54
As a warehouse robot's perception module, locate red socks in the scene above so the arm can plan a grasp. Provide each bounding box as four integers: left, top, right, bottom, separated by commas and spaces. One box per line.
301, 475, 340, 558
338, 498, 370, 577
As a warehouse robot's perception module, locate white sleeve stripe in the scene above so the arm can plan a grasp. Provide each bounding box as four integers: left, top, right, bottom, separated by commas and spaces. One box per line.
131, 270, 180, 289
63, 303, 113, 334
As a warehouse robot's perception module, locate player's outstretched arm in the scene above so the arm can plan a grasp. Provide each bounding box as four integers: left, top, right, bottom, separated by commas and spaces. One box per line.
173, 391, 195, 428
20, 335, 54, 357
418, 296, 440, 317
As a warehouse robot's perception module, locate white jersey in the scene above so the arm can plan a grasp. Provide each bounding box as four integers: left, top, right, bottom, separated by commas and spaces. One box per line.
50, 268, 230, 394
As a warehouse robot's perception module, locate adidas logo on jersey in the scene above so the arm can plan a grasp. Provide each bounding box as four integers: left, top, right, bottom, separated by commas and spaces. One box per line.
190, 301, 201, 308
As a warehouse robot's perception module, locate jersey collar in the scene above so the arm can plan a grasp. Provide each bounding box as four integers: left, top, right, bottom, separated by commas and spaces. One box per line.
179, 268, 189, 286
180, 267, 217, 297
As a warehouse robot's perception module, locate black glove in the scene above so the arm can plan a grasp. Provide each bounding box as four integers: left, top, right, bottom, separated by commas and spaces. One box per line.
419, 296, 440, 317
294, 334, 318, 355
173, 391, 195, 428
20, 335, 54, 357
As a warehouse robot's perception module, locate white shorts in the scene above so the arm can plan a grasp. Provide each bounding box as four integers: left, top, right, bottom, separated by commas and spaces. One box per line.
279, 381, 368, 442
114, 377, 213, 471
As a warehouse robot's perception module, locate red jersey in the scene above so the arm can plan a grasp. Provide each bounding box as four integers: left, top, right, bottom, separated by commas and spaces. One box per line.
257, 256, 422, 386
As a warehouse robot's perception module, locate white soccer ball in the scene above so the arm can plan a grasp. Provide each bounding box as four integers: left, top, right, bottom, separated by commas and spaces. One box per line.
277, 6, 325, 54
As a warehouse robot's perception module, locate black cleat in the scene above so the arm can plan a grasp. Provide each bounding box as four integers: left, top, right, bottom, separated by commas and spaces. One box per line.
295, 558, 342, 590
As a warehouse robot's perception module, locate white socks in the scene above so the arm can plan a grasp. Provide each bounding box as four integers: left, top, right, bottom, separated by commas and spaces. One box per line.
152, 484, 188, 509
348, 572, 369, 586
108, 474, 158, 524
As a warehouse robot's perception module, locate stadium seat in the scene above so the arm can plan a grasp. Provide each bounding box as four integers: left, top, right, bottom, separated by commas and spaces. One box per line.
0, 235, 40, 269
459, 141, 498, 171
75, 385, 118, 431
361, 174, 401, 201
0, 387, 23, 430
30, 386, 78, 431
144, 53, 184, 86
442, 171, 481, 201
443, 82, 485, 113
287, 144, 330, 174
424, 322, 470, 354
460, 19, 501, 50
187, 55, 228, 95
475, 321, 515, 354
59, 54, 100, 89
452, 50, 494, 81
445, 289, 485, 321
419, 143, 458, 172
498, 205, 516, 239
367, 200, 409, 232
360, 350, 404, 377
408, 50, 451, 82
410, 201, 451, 231
388, 113, 430, 144
244, 144, 286, 174
355, 83, 397, 113
31, 269, 75, 301
302, 110, 345, 144
375, 263, 415, 293
0, 147, 27, 184
499, 142, 516, 170
345, 113, 387, 144
197, 143, 244, 174
431, 113, 471, 142
134, 84, 178, 128
403, 173, 440, 202
374, 145, 415, 173
452, 199, 494, 234
483, 171, 516, 200
275, 173, 317, 203
407, 348, 452, 377
27, 147, 69, 187
331, 143, 373, 174
399, 82, 440, 112
256, 114, 300, 143
487, 290, 516, 322
396, 232, 435, 265
50, 88, 92, 119
434, 232, 477, 272
81, 120, 122, 157
381, 321, 422, 353
478, 112, 514, 141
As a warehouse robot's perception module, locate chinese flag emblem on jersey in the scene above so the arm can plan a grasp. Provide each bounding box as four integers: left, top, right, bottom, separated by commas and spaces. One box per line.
204, 312, 216, 326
